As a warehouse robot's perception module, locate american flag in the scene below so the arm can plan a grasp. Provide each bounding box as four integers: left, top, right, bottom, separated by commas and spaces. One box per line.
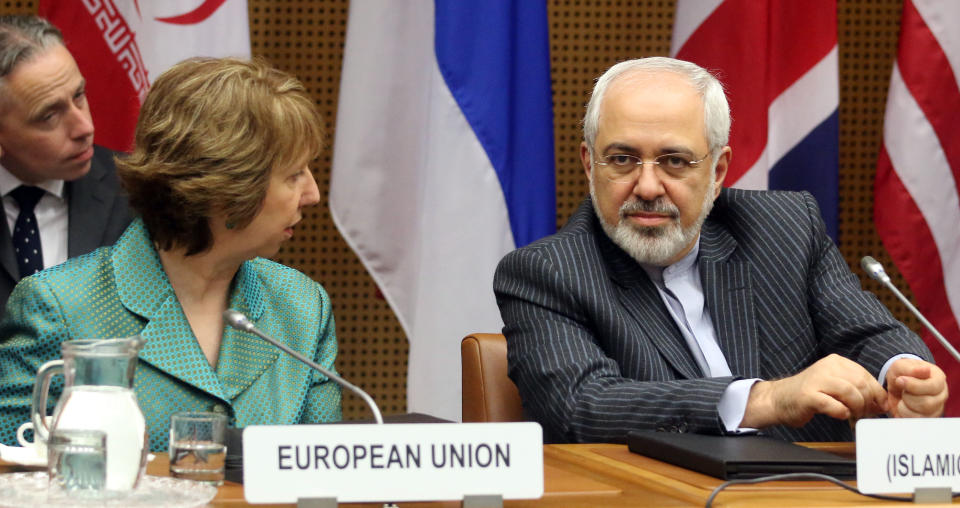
874, 0, 960, 416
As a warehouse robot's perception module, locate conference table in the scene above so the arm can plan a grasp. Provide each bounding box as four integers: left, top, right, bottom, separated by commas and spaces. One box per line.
2, 442, 955, 507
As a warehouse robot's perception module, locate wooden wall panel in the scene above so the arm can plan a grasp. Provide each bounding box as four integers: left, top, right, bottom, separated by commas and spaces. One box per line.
835, 0, 918, 332
1, 0, 917, 420
0, 1, 31, 15
547, 1, 676, 223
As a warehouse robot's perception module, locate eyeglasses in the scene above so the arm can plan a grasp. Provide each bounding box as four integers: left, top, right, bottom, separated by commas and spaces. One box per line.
594, 152, 711, 182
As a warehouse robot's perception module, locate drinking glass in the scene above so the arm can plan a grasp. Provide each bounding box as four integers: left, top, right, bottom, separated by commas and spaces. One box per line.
169, 412, 227, 485
47, 429, 107, 494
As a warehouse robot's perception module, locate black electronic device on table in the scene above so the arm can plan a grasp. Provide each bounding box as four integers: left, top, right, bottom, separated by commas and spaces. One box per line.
626, 430, 856, 480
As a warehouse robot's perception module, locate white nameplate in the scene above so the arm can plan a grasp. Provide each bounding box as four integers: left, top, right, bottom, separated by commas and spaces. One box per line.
857, 418, 960, 494
243, 422, 543, 503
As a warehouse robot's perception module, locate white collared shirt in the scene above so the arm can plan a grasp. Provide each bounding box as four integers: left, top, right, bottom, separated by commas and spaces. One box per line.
641, 242, 730, 378
640, 242, 757, 432
0, 164, 69, 273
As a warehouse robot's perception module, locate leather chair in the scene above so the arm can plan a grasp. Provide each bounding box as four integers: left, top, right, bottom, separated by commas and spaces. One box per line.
460, 333, 524, 422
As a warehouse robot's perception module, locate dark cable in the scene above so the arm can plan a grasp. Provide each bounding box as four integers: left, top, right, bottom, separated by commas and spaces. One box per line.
704, 472, 959, 507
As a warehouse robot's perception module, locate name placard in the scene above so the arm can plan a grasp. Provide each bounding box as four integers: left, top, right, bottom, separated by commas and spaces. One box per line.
242, 422, 543, 503
857, 418, 960, 494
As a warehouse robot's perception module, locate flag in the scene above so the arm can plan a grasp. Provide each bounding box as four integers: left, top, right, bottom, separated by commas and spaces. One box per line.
672, 0, 839, 240
39, 0, 251, 152
330, 1, 556, 421
874, 0, 960, 416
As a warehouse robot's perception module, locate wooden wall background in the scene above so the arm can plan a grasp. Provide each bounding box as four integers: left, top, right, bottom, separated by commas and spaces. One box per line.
1, 0, 916, 420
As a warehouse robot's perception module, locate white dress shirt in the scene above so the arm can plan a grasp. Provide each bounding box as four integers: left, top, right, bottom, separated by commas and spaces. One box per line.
0, 164, 69, 272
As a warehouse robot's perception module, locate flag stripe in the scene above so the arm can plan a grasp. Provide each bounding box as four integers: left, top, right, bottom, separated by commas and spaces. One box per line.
738, 46, 839, 227
674, 0, 836, 184
762, 2, 837, 102
763, 46, 839, 167
330, 0, 555, 420
670, 0, 723, 52
913, 0, 960, 81
897, 0, 960, 197
883, 64, 960, 328
768, 110, 839, 239
673, 0, 839, 240
876, 0, 960, 415
434, 1, 555, 246
875, 148, 960, 415
674, 0, 766, 183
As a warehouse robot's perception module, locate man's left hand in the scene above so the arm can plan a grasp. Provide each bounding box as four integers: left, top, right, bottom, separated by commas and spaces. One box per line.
885, 358, 948, 418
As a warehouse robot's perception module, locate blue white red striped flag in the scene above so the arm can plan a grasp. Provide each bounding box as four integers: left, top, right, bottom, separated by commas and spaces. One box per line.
875, 0, 960, 416
672, 0, 839, 240
330, 1, 556, 420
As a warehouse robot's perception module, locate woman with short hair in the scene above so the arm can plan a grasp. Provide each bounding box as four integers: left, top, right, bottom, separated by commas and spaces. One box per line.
0, 57, 342, 451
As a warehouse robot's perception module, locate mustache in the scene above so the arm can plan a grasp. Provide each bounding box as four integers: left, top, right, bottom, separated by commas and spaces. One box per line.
619, 197, 680, 219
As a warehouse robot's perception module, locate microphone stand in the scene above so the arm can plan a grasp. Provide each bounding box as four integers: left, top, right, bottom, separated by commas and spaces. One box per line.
861, 256, 960, 364
223, 309, 384, 424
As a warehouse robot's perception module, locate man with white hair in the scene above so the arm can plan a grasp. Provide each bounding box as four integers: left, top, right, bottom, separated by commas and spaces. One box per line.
0, 15, 131, 313
494, 57, 946, 443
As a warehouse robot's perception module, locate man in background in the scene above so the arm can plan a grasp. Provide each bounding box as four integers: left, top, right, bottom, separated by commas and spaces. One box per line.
494, 57, 946, 443
0, 15, 130, 313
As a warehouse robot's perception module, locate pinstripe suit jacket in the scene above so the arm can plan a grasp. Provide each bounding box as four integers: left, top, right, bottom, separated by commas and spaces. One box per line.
494, 188, 932, 443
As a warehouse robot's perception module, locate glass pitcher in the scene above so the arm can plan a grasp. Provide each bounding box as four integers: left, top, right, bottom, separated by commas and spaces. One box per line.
31, 337, 149, 491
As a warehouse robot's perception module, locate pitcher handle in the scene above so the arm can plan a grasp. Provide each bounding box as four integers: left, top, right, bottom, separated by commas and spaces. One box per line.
30, 359, 63, 442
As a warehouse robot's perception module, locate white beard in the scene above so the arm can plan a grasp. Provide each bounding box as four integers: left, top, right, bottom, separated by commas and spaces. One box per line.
590, 174, 716, 267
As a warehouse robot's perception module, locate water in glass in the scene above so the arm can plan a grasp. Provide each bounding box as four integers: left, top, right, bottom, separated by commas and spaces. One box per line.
47, 429, 107, 492
170, 440, 226, 484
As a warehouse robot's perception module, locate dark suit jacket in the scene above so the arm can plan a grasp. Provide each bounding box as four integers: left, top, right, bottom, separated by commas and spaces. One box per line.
0, 145, 131, 312
494, 188, 932, 443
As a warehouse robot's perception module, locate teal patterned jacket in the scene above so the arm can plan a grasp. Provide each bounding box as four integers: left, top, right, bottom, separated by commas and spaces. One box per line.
0, 219, 342, 451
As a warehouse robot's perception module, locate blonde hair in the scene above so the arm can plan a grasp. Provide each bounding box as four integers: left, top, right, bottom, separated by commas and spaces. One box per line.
116, 57, 325, 254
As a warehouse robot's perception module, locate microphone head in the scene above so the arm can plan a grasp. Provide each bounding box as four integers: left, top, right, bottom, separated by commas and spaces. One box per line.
223, 309, 255, 332
860, 256, 890, 283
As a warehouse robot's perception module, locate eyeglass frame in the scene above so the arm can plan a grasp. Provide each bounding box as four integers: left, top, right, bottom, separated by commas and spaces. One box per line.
592, 151, 713, 182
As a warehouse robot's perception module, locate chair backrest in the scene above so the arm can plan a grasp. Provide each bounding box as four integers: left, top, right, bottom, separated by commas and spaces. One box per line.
461, 333, 524, 422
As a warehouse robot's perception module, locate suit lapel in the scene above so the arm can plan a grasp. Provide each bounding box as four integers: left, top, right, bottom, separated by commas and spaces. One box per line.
113, 220, 227, 400
699, 218, 760, 378
138, 297, 228, 400
215, 261, 278, 400
596, 224, 703, 379
67, 151, 113, 257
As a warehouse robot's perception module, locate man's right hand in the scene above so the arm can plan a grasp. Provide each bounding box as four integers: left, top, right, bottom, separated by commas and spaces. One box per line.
741, 354, 888, 429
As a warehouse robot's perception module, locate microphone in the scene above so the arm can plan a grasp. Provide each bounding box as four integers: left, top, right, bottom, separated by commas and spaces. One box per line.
861, 256, 960, 364
223, 309, 384, 424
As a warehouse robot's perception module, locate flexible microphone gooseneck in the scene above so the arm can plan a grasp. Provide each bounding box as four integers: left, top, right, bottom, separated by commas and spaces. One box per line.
860, 256, 960, 364
223, 309, 384, 424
